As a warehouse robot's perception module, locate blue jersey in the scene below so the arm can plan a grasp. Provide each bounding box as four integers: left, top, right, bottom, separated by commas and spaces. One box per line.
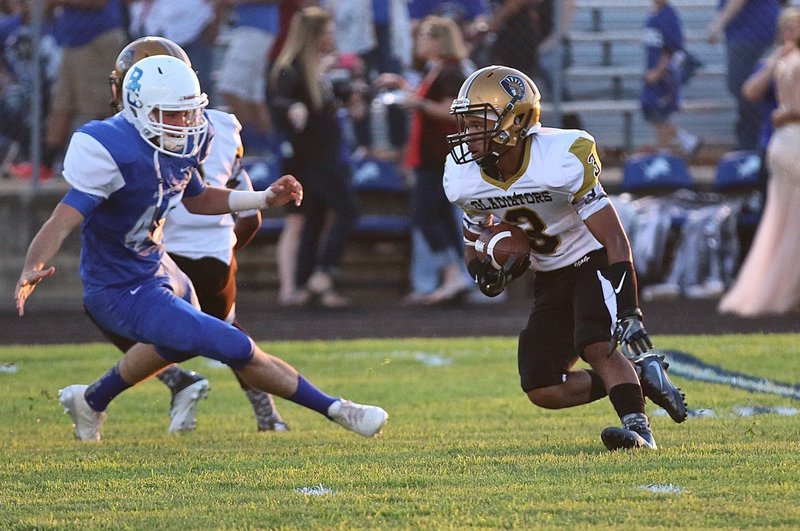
235, 3, 279, 33
644, 4, 683, 71
719, 0, 779, 45
61, 115, 207, 292
641, 4, 683, 116
53, 0, 124, 47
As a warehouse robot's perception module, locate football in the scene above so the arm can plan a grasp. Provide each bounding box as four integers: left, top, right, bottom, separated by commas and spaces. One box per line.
475, 222, 531, 270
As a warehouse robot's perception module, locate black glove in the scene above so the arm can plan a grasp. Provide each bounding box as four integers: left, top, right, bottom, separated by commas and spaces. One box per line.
468, 254, 530, 298
506, 253, 531, 280
612, 308, 654, 359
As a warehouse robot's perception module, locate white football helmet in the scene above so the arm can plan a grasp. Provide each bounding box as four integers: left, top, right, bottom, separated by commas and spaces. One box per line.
122, 55, 208, 158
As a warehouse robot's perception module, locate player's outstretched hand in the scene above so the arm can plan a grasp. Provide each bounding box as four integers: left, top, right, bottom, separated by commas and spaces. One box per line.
266, 175, 304, 208
612, 309, 653, 358
15, 266, 56, 316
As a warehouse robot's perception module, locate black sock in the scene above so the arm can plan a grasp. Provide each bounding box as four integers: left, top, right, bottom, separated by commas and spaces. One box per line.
608, 382, 646, 420
587, 370, 608, 402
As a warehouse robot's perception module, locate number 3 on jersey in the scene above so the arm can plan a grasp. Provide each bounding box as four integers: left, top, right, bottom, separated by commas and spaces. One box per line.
504, 207, 560, 254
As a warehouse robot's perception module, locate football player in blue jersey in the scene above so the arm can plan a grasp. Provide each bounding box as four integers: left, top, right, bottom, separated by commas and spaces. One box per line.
15, 55, 388, 442
97, 36, 288, 434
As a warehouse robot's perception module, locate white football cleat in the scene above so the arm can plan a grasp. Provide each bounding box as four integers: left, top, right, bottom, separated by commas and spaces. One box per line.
59, 384, 106, 442
168, 379, 211, 433
327, 399, 388, 437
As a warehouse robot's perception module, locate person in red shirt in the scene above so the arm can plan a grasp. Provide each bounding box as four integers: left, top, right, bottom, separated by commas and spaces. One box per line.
376, 16, 472, 304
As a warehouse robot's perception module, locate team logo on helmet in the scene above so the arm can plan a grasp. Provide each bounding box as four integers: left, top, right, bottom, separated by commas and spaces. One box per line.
500, 75, 526, 102
125, 65, 144, 109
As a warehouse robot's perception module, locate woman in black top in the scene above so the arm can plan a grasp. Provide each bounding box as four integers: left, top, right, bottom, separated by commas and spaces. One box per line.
269, 6, 360, 307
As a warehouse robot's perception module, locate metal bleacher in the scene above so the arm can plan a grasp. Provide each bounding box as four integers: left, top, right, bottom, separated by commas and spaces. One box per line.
557, 0, 736, 153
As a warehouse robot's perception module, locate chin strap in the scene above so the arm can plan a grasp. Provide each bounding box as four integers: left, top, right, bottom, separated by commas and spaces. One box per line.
477, 152, 499, 171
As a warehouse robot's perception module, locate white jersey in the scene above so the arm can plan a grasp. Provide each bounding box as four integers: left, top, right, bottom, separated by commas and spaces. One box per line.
443, 127, 611, 272
163, 109, 257, 265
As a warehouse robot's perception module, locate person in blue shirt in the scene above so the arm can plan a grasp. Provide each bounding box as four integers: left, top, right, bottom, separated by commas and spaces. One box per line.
0, 9, 60, 168
641, 0, 701, 158
706, 0, 780, 151
740, 6, 800, 193
408, 0, 487, 26
15, 55, 388, 442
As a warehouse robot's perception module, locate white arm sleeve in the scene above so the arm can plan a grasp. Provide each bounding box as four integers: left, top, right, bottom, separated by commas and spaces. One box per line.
231, 160, 260, 218
62, 132, 125, 198
228, 188, 276, 212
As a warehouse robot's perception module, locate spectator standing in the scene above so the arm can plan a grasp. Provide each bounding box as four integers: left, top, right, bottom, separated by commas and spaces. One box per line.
9, 0, 126, 180
268, 6, 360, 307
330, 0, 412, 154
740, 6, 800, 195
528, 0, 583, 131
408, 0, 488, 40
641, 0, 701, 158
215, 0, 279, 155
706, 0, 781, 151
0, 5, 61, 172
330, 0, 412, 81
485, 0, 540, 75
267, 0, 315, 65
532, 0, 576, 96
482, 0, 577, 109
718, 7, 800, 316
375, 16, 471, 304
127, 0, 223, 97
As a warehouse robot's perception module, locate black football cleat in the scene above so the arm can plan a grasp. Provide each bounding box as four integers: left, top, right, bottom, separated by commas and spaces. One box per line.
635, 353, 688, 423
601, 413, 657, 451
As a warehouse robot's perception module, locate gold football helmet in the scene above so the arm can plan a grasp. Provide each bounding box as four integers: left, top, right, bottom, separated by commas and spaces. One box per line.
447, 65, 541, 166
109, 36, 192, 112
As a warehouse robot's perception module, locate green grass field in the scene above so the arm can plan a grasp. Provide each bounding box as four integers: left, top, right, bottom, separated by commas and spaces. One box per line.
2, 335, 799, 529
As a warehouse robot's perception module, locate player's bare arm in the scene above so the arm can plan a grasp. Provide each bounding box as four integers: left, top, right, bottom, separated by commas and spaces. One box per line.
233, 212, 262, 251
182, 175, 304, 215
583, 204, 633, 265
15, 202, 84, 316
585, 203, 653, 357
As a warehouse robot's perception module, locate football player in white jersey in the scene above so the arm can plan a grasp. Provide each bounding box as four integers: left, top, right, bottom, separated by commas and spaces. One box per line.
443, 65, 687, 451
15, 54, 388, 442
97, 37, 287, 433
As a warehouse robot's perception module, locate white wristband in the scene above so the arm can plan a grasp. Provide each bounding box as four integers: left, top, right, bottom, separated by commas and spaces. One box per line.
228, 188, 277, 212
